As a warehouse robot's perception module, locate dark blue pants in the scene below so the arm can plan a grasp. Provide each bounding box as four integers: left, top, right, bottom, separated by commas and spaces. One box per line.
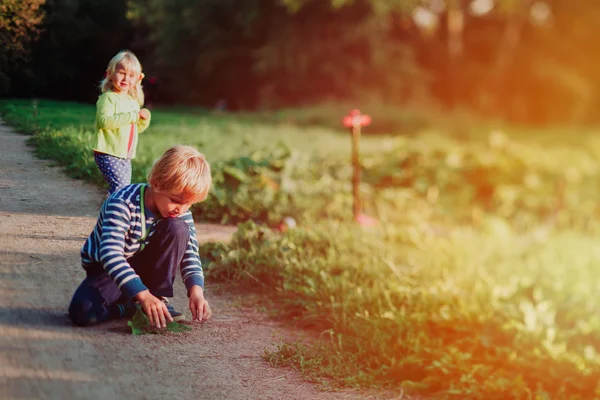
68, 218, 190, 327
94, 152, 132, 195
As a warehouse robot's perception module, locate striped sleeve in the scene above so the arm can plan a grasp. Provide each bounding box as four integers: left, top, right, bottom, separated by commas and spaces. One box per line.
180, 212, 205, 292
99, 198, 147, 299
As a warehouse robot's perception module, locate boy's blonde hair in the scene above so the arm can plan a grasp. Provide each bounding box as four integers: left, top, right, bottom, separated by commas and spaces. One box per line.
148, 146, 212, 204
100, 50, 145, 106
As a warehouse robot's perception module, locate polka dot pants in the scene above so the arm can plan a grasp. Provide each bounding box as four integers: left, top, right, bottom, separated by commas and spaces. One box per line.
94, 152, 132, 195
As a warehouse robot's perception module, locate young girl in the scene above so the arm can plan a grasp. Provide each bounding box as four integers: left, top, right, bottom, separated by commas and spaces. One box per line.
93, 50, 151, 195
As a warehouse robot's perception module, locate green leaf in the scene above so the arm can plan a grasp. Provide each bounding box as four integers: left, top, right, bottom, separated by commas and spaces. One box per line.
127, 306, 192, 335
132, 305, 150, 327
128, 305, 150, 335
127, 320, 146, 336
223, 166, 249, 183
166, 321, 193, 332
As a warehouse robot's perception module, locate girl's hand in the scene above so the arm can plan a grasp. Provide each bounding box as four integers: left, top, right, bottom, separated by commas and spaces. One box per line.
139, 108, 150, 120
189, 286, 212, 322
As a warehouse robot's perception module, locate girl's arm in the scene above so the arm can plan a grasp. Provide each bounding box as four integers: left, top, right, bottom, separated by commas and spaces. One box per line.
179, 212, 205, 292
96, 95, 139, 129
137, 108, 152, 133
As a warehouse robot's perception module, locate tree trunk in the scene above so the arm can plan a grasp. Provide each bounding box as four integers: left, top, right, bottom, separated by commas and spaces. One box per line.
446, 1, 464, 107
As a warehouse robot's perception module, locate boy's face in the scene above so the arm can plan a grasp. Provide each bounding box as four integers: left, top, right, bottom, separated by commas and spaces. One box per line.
152, 191, 193, 218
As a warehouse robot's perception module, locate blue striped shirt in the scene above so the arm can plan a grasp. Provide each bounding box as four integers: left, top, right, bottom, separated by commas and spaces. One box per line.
81, 183, 204, 299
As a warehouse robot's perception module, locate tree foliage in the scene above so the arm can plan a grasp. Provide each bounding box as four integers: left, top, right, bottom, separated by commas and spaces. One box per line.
127, 0, 427, 108
0, 0, 45, 55
0, 0, 45, 93
4, 0, 600, 125
6, 0, 133, 100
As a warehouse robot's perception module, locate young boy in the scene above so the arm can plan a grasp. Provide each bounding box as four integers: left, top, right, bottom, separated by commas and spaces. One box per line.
69, 145, 212, 328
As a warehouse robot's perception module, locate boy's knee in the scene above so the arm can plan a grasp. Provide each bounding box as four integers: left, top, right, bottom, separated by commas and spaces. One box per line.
68, 299, 98, 327
157, 218, 190, 240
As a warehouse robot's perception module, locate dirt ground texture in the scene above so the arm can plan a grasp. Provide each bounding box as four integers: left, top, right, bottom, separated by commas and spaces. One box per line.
0, 120, 390, 400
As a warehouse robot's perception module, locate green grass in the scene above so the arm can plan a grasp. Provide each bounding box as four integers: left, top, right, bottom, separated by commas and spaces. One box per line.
205, 221, 600, 398
0, 98, 397, 162
2, 98, 600, 398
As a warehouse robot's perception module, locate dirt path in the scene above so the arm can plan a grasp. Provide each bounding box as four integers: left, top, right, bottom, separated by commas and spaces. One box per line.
0, 120, 366, 400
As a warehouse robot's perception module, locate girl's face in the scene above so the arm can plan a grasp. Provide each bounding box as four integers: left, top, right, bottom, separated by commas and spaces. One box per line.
152, 190, 193, 219
111, 63, 139, 94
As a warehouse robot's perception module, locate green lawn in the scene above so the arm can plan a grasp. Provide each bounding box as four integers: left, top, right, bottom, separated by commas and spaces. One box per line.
0, 99, 396, 162
1, 98, 600, 398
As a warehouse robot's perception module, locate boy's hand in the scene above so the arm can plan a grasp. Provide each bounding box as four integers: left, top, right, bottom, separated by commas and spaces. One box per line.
189, 286, 212, 322
135, 290, 173, 328
139, 108, 150, 120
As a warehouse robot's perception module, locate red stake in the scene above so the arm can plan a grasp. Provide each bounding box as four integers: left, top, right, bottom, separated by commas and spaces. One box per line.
342, 109, 377, 225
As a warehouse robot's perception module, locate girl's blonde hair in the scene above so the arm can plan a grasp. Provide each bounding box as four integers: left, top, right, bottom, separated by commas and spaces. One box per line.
99, 50, 145, 106
148, 146, 212, 204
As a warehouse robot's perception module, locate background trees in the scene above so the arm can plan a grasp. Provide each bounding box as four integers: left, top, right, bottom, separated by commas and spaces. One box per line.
4, 0, 600, 125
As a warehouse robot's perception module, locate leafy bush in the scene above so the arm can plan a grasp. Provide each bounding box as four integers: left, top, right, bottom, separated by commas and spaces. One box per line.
198, 145, 356, 226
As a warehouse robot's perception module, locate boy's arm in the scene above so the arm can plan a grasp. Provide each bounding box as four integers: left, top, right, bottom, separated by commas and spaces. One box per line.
137, 108, 151, 133
98, 199, 148, 299
97, 95, 139, 130
180, 212, 205, 293
180, 212, 211, 321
